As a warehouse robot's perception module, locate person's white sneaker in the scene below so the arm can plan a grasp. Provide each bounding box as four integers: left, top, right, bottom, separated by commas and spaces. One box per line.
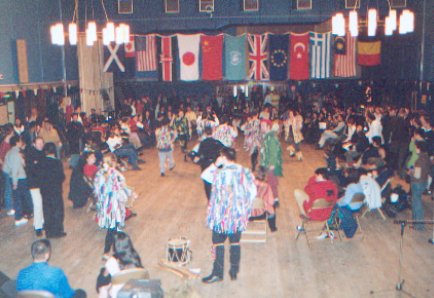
15, 218, 28, 227
316, 232, 329, 240
7, 209, 15, 216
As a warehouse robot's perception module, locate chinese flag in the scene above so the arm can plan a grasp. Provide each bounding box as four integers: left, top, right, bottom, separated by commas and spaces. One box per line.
357, 41, 381, 66
289, 33, 309, 80
201, 35, 223, 81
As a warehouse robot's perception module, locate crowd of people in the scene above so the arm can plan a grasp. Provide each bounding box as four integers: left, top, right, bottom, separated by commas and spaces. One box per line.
0, 85, 433, 295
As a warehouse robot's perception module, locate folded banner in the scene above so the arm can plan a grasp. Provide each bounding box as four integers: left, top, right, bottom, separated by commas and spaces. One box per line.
289, 33, 309, 81
224, 35, 247, 81
177, 34, 201, 81
201, 35, 223, 81
357, 40, 381, 66
247, 34, 269, 81
269, 34, 289, 81
334, 34, 356, 77
310, 32, 331, 79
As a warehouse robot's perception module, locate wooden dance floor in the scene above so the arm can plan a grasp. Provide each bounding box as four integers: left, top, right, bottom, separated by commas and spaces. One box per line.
1, 141, 433, 297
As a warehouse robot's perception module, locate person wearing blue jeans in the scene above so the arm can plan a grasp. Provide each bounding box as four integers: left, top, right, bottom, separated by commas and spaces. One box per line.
3, 171, 13, 214
410, 141, 431, 231
114, 143, 140, 170
3, 135, 33, 226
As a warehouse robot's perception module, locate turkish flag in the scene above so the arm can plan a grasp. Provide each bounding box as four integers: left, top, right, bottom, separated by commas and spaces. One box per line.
201, 35, 223, 81
289, 33, 309, 81
124, 36, 135, 58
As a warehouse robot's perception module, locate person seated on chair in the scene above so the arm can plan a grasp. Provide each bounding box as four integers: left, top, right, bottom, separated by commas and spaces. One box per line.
337, 168, 364, 211
97, 232, 144, 298
249, 166, 277, 232
106, 126, 141, 170
16, 239, 86, 298
317, 114, 346, 149
294, 167, 338, 221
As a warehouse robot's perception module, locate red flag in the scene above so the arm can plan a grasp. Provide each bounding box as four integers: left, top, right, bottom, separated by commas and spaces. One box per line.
160, 36, 173, 82
201, 35, 223, 81
124, 36, 135, 58
289, 33, 309, 80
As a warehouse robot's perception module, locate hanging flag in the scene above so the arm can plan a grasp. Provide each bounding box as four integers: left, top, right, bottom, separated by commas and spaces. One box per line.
334, 34, 357, 77
289, 33, 309, 81
224, 35, 247, 81
104, 43, 126, 74
125, 36, 135, 58
201, 35, 223, 81
357, 40, 381, 66
334, 36, 346, 55
310, 32, 332, 79
247, 34, 269, 81
269, 34, 289, 81
136, 35, 157, 72
159, 36, 175, 82
177, 34, 200, 81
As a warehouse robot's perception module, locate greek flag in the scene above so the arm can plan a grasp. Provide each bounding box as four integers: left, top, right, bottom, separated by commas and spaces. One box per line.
310, 32, 331, 79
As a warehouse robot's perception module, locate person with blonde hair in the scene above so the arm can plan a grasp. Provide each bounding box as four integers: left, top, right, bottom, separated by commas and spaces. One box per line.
94, 153, 135, 259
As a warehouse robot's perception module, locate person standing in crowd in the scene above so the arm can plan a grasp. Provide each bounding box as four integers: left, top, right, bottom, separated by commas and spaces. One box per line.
66, 113, 84, 167
16, 239, 86, 298
213, 115, 238, 148
0, 125, 14, 216
366, 113, 384, 144
3, 135, 33, 226
201, 147, 257, 283
39, 120, 62, 158
409, 141, 430, 231
240, 112, 261, 172
194, 126, 224, 201
25, 137, 46, 237
284, 109, 304, 161
94, 153, 133, 259
260, 122, 283, 207
172, 109, 190, 161
39, 142, 66, 238
155, 118, 177, 177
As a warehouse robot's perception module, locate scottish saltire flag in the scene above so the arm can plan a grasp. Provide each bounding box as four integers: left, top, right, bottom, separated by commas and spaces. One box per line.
104, 43, 126, 73
247, 34, 269, 81
224, 35, 247, 81
269, 34, 289, 81
310, 32, 331, 79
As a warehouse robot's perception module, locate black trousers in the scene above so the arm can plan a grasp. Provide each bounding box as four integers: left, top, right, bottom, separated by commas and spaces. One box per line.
42, 191, 65, 237
104, 226, 118, 254
204, 181, 212, 201
211, 231, 241, 278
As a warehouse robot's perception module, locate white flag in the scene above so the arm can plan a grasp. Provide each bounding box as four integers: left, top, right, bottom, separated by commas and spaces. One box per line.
310, 32, 331, 79
177, 34, 201, 81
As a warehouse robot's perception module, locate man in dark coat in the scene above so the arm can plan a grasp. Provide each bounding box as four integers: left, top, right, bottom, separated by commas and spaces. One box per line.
25, 137, 46, 237
194, 126, 224, 201
40, 142, 66, 238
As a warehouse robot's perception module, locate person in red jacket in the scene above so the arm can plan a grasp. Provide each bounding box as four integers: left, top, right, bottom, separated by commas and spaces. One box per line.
294, 167, 338, 221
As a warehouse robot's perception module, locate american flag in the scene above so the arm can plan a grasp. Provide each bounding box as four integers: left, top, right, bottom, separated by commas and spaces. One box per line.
334, 34, 357, 77
310, 32, 331, 79
247, 34, 269, 81
136, 35, 157, 72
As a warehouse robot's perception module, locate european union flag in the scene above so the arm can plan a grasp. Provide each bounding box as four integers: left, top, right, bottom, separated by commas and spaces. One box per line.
269, 34, 289, 81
